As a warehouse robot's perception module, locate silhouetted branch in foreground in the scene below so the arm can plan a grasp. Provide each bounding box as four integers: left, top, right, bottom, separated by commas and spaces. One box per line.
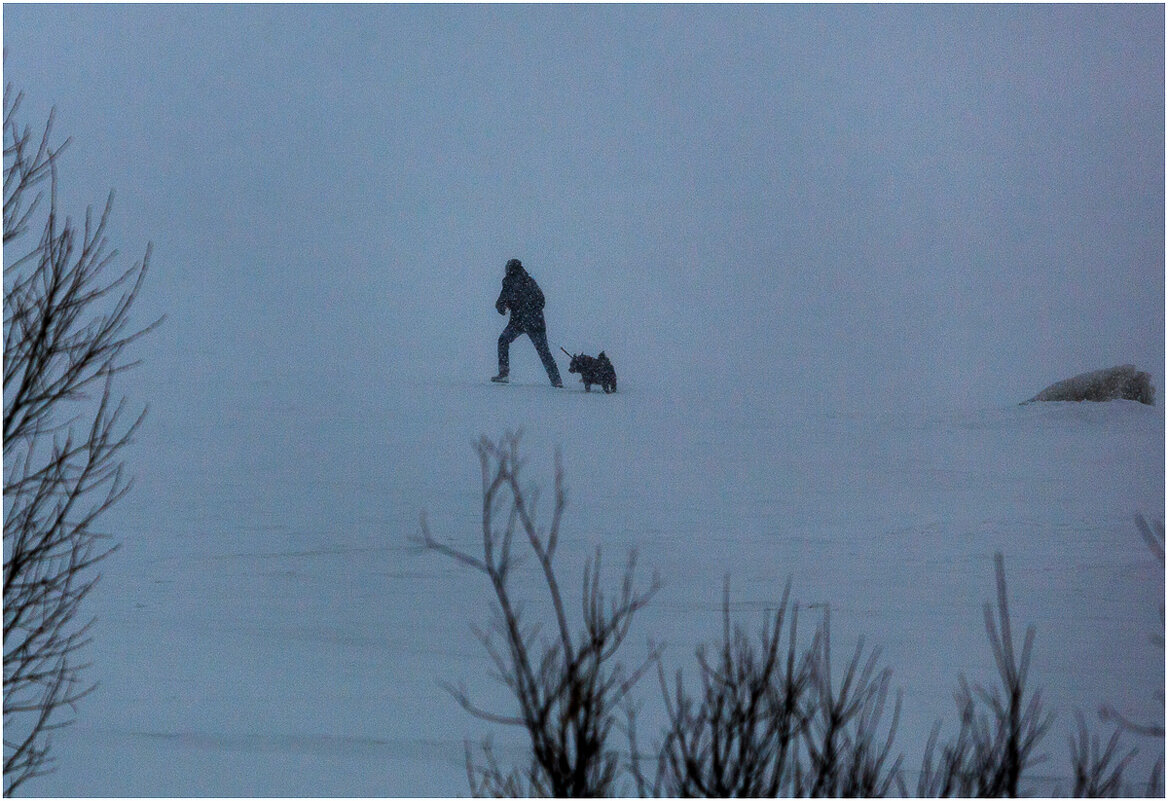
3, 83, 159, 794
420, 432, 661, 797
1069, 711, 1137, 797
637, 579, 902, 798
1092, 515, 1165, 796
1098, 516, 1164, 740
424, 441, 1161, 797
916, 553, 1052, 797
637, 579, 814, 797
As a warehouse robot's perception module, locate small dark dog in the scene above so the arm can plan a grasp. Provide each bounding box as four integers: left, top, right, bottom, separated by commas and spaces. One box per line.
562, 348, 617, 393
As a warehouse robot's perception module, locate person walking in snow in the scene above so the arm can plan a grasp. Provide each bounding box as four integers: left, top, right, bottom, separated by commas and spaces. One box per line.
492, 258, 563, 387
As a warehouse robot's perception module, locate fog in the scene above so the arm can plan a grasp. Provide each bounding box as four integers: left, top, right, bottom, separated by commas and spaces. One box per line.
5, 5, 1163, 414
3, 5, 1165, 796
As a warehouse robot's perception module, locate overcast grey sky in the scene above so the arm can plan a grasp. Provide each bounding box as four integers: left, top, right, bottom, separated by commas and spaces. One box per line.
4, 4, 1163, 412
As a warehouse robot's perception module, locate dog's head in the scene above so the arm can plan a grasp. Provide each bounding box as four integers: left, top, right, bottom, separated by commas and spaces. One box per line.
568, 354, 585, 374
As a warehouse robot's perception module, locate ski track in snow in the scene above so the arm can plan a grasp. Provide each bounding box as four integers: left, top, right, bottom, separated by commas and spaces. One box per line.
29, 375, 1165, 796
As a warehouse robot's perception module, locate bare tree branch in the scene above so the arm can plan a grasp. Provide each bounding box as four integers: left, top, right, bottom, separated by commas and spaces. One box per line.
3, 81, 158, 794
1098, 516, 1165, 744
420, 432, 659, 796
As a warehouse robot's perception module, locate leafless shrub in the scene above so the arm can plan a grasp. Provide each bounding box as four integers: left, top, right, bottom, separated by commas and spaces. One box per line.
916, 553, 1052, 797
641, 579, 814, 797
801, 607, 904, 797
3, 84, 158, 793
419, 432, 661, 796
425, 441, 1162, 798
1091, 515, 1165, 796
1069, 712, 1137, 797
639, 581, 903, 798
1098, 516, 1164, 741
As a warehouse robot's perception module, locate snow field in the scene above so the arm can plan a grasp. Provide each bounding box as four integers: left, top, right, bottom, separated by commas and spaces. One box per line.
27, 373, 1165, 796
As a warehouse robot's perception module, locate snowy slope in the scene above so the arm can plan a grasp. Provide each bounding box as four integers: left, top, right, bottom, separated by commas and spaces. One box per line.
26, 370, 1165, 796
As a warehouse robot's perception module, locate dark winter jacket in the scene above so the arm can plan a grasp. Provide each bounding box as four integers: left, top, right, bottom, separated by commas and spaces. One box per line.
495, 263, 546, 331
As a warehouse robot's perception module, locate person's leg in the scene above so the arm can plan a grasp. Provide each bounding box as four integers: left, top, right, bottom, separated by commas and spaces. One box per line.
528, 327, 563, 386
496, 320, 523, 378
